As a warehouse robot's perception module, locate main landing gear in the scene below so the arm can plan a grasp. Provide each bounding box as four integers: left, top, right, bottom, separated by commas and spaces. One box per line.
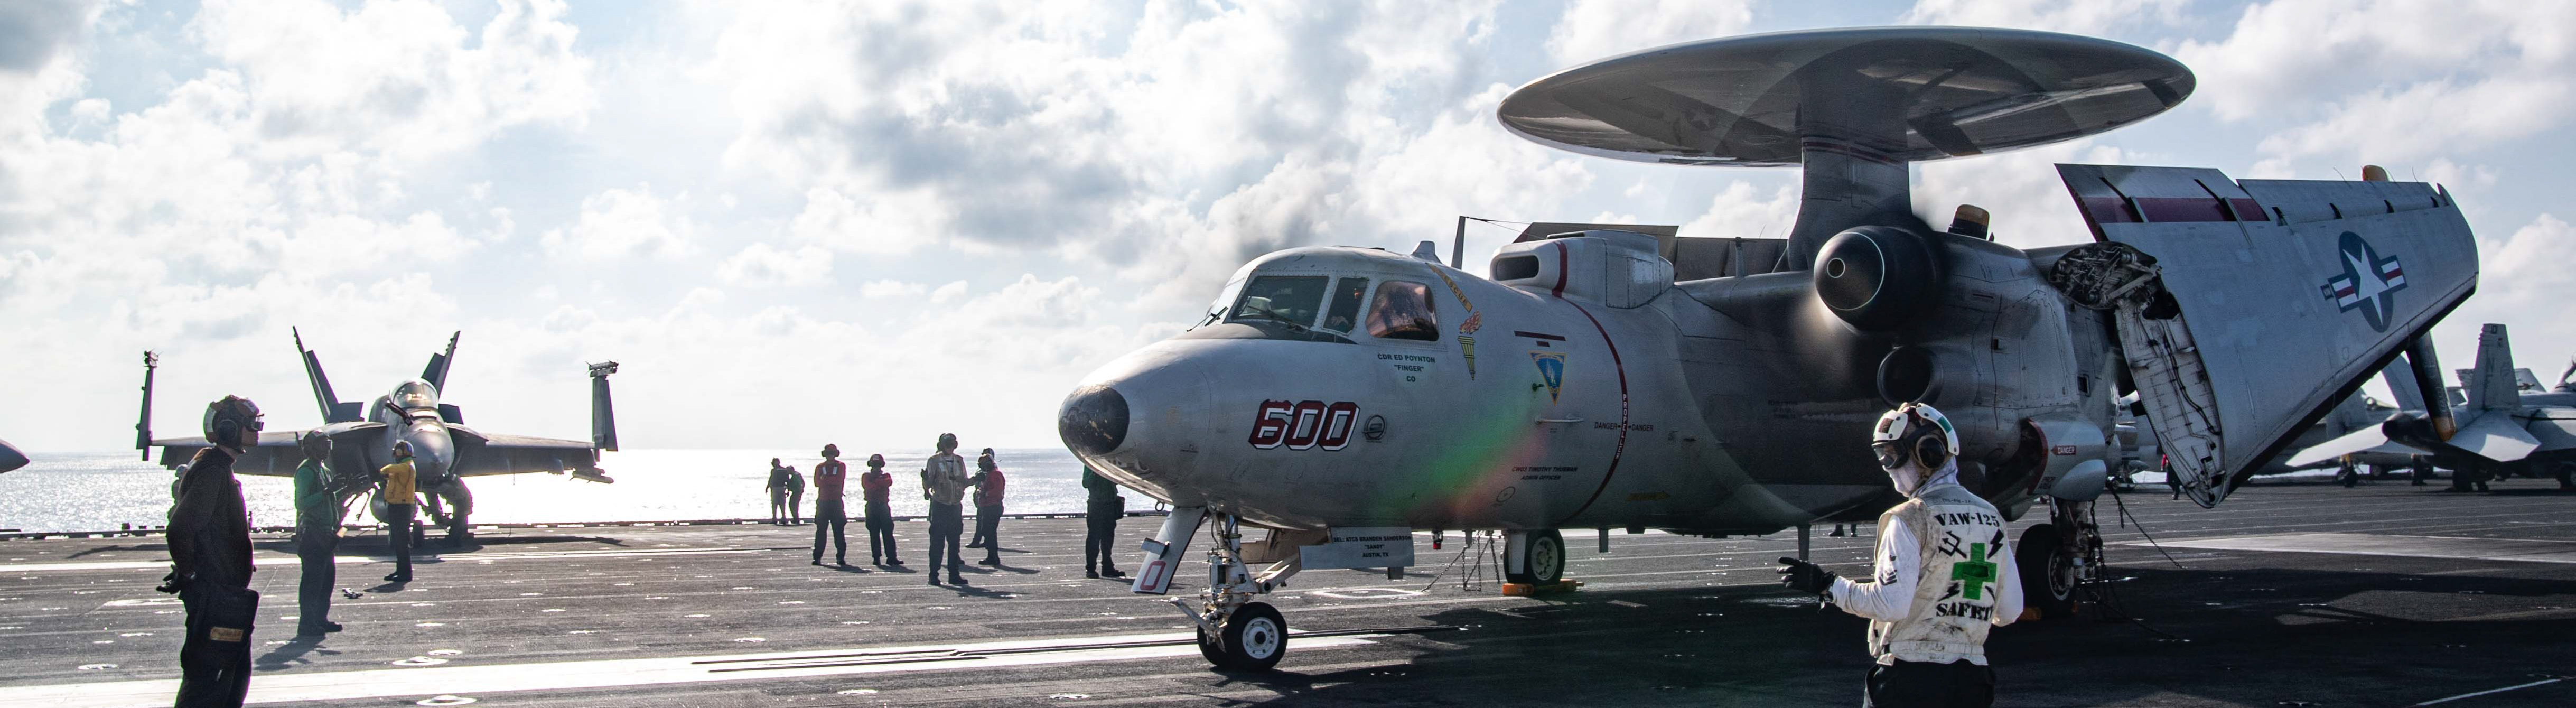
2017, 497, 2103, 618
1176, 511, 1301, 670
1504, 529, 1566, 584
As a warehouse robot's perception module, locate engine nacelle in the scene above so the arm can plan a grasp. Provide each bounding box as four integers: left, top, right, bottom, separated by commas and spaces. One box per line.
1812, 226, 1943, 330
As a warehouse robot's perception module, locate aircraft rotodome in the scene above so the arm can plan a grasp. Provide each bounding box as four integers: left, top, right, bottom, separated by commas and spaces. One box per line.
1057, 26, 2481, 670
138, 330, 623, 542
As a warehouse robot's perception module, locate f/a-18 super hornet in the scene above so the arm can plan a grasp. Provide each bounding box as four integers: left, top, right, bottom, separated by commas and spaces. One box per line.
139, 330, 622, 541
1057, 26, 2482, 670
2292, 323, 2576, 489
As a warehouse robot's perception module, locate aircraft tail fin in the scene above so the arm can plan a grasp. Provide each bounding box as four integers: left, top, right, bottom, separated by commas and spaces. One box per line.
295, 328, 362, 423
2462, 323, 2521, 412
2055, 164, 2477, 507
421, 331, 460, 394
2379, 357, 2428, 411
587, 361, 620, 452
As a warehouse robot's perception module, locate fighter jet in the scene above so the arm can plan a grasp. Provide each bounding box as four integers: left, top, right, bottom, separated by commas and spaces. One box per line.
138, 330, 622, 541
2290, 323, 2576, 489
1058, 26, 2482, 669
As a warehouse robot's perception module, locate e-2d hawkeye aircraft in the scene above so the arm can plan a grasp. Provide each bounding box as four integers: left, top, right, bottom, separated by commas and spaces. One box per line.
1058, 26, 2482, 670
138, 330, 622, 541
2292, 323, 2576, 489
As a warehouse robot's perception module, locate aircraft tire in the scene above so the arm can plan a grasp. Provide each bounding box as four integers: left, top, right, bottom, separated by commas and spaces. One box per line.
1215, 602, 1286, 671
1194, 625, 1225, 666
2017, 524, 2076, 618
1506, 529, 1565, 584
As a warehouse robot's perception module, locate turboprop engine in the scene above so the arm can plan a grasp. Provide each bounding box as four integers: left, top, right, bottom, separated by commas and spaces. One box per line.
1813, 225, 1945, 331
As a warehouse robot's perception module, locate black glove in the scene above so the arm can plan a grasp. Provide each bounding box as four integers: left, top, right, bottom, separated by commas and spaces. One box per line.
1776, 556, 1838, 595
155, 570, 190, 595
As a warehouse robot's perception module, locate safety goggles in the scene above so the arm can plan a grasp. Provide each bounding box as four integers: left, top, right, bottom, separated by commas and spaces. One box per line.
1871, 441, 1908, 469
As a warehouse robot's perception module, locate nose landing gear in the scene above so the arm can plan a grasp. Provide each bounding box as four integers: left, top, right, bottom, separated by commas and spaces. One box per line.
1172, 511, 1300, 670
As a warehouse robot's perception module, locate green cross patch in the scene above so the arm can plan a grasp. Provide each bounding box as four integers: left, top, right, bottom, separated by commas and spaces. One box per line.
1950, 543, 1998, 601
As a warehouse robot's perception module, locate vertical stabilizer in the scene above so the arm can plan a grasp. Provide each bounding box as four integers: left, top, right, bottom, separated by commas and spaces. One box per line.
2464, 323, 2521, 412
421, 331, 460, 393
2379, 357, 2428, 411
587, 361, 620, 452
294, 328, 361, 423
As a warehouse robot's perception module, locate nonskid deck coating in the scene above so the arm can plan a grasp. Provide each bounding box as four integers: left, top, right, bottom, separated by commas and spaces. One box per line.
1, 480, 2572, 706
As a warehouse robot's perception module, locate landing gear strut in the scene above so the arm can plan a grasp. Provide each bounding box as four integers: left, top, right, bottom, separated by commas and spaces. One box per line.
2017, 498, 2103, 618
1174, 511, 1298, 670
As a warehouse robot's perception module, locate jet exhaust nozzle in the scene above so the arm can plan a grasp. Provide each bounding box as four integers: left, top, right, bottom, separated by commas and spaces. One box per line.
1813, 225, 1943, 331
1059, 384, 1130, 457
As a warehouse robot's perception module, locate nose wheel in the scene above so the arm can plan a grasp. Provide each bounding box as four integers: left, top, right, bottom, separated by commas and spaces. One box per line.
1171, 511, 1300, 671
1505, 529, 1565, 584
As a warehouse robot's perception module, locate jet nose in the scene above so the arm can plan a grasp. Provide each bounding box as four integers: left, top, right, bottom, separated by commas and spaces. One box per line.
0, 437, 27, 474
1058, 384, 1129, 457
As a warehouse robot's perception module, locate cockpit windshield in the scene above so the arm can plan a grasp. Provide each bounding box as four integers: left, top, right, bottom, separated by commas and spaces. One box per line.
1226, 275, 1328, 329
394, 380, 439, 410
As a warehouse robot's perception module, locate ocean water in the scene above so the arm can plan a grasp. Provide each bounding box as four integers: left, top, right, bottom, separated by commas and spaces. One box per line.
0, 448, 1095, 533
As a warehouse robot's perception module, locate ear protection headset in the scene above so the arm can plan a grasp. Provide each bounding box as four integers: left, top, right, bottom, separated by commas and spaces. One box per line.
1870, 403, 1959, 470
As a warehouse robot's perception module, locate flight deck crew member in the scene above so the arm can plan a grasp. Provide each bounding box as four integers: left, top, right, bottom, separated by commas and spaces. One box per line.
766, 458, 791, 525
861, 454, 900, 565
787, 465, 807, 524
921, 434, 972, 585
967, 449, 1005, 565
165, 396, 263, 707
1081, 465, 1127, 579
381, 441, 419, 583
811, 445, 850, 566
292, 432, 343, 636
1778, 403, 2023, 708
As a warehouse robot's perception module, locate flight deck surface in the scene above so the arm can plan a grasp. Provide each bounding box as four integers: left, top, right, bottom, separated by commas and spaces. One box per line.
1, 480, 2571, 707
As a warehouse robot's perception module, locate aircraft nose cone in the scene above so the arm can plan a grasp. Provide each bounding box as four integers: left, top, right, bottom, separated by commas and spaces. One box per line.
0, 437, 27, 474
1058, 384, 1129, 457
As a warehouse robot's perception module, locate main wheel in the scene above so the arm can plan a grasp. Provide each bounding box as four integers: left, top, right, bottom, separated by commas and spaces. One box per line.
2017, 524, 2076, 618
1506, 529, 1565, 584
1207, 602, 1285, 671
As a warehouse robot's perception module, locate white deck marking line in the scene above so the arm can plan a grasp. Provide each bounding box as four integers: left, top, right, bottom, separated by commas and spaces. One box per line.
2127, 533, 2576, 565
0, 547, 767, 573
0, 630, 1379, 708
2414, 677, 2563, 705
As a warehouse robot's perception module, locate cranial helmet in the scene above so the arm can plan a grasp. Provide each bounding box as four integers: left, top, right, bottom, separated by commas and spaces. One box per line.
392, 440, 415, 458
1870, 403, 1959, 472
867, 454, 885, 468
201, 396, 264, 453
822, 443, 841, 458
937, 433, 958, 452
297, 431, 331, 460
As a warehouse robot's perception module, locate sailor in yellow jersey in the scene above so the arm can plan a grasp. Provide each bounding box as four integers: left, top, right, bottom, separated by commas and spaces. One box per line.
380, 441, 419, 583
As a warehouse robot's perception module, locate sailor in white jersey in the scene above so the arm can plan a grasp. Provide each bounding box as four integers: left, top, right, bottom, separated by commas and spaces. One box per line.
1779, 403, 2024, 707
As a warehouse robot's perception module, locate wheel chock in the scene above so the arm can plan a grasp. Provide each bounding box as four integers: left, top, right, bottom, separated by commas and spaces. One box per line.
1500, 580, 1585, 597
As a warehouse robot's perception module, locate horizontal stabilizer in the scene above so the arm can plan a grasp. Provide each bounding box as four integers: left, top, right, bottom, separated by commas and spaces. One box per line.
2060, 164, 2478, 506
2450, 410, 2540, 463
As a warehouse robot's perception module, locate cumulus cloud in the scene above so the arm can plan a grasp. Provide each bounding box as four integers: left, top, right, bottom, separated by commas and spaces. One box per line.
540, 185, 696, 260
1899, 0, 2187, 36
1545, 0, 1753, 65
716, 242, 832, 287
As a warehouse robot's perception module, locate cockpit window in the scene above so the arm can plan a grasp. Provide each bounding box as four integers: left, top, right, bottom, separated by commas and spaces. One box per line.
394, 380, 438, 410
1191, 277, 1247, 331
1226, 275, 1328, 329
1321, 277, 1368, 333
1367, 280, 1438, 341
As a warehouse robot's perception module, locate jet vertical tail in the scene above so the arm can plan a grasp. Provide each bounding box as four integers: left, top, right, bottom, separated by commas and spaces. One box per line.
295, 328, 362, 423
2055, 164, 2477, 506
421, 331, 460, 393
136, 351, 159, 459
2380, 357, 2428, 411
587, 361, 620, 452
2461, 323, 2521, 412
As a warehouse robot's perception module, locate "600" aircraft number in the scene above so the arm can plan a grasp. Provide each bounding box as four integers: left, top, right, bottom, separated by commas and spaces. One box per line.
1248, 400, 1361, 451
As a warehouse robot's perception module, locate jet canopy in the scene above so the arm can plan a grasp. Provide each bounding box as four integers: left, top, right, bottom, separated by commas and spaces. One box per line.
1187, 247, 1446, 344
392, 379, 440, 411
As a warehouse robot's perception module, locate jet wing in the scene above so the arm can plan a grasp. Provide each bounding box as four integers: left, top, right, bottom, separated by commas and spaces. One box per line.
2286, 424, 2420, 468
2058, 164, 2477, 507
2522, 407, 2576, 454
150, 422, 389, 476
447, 425, 604, 477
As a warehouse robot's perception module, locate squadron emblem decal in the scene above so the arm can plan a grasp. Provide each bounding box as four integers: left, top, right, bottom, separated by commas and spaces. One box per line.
2322, 231, 2407, 332
1432, 267, 1482, 379
1530, 352, 1566, 403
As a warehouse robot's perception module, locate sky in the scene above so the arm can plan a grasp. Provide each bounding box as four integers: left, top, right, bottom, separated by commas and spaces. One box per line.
3, 0, 2572, 453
